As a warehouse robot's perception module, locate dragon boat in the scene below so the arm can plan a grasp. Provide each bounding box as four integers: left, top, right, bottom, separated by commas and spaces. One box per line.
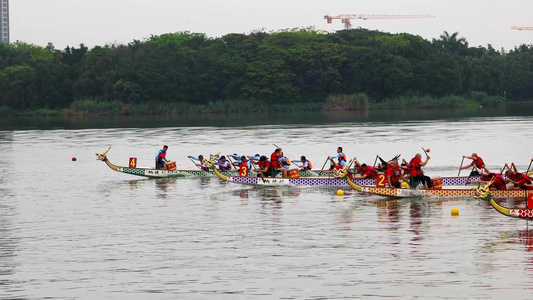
346, 173, 531, 198
95, 148, 343, 179
96, 148, 223, 178
208, 159, 485, 188
474, 180, 533, 221
210, 162, 354, 186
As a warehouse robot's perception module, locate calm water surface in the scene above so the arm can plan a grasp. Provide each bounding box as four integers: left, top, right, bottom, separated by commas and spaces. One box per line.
2, 109, 533, 299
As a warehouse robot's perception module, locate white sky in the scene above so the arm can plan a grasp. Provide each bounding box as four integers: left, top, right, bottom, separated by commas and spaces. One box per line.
10, 0, 533, 51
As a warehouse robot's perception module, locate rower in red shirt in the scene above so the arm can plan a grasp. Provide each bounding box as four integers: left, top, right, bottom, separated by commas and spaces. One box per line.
408, 152, 432, 189
352, 157, 378, 180
459, 153, 485, 176
467, 170, 507, 190
385, 160, 408, 188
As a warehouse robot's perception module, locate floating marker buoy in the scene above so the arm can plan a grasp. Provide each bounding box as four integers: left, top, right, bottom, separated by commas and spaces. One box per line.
72, 157, 77, 161
451, 207, 459, 216
336, 189, 344, 196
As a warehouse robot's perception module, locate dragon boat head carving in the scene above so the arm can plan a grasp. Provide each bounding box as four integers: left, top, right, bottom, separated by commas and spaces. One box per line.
96, 147, 111, 161
473, 179, 494, 201
205, 155, 219, 169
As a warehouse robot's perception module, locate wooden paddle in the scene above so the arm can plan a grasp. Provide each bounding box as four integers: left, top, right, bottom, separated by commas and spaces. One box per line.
320, 157, 329, 173
526, 159, 532, 175
188, 156, 204, 170
458, 156, 465, 176
500, 164, 507, 175
421, 147, 429, 156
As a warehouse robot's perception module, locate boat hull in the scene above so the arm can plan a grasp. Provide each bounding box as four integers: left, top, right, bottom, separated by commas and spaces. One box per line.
348, 176, 531, 198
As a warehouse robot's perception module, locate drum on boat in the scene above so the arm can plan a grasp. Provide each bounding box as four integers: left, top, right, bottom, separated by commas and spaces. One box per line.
166, 161, 177, 170
431, 176, 442, 189
288, 169, 300, 179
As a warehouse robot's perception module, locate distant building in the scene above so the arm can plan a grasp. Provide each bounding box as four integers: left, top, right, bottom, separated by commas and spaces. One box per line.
0, 0, 8, 43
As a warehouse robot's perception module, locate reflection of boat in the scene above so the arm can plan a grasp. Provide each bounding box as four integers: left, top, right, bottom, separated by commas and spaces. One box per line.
347, 176, 531, 198
474, 181, 533, 220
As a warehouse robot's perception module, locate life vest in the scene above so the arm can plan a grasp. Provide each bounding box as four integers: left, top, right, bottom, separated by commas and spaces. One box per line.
408, 157, 422, 176
338, 153, 347, 163
302, 160, 312, 170
281, 157, 291, 167
156, 150, 166, 163
519, 173, 533, 185
492, 174, 507, 190
258, 160, 271, 170
199, 161, 209, 171
218, 160, 231, 171
271, 152, 281, 169
388, 167, 401, 183
473, 157, 485, 169
240, 161, 251, 170
363, 166, 378, 179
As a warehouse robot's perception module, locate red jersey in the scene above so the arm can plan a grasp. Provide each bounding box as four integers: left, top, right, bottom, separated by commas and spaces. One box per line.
408, 157, 423, 176
470, 157, 485, 169
258, 160, 271, 171
362, 166, 378, 179
270, 152, 281, 169
386, 167, 401, 185
481, 174, 507, 190
515, 173, 532, 189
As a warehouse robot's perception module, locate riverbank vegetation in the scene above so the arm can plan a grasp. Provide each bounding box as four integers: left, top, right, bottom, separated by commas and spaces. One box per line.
0, 28, 527, 117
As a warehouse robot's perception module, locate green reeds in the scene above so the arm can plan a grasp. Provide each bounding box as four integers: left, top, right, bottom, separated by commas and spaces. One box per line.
324, 93, 369, 111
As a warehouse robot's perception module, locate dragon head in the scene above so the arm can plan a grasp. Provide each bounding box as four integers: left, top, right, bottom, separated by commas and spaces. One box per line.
333, 168, 349, 179
333, 158, 354, 179
204, 154, 219, 170
473, 179, 494, 201
95, 147, 111, 161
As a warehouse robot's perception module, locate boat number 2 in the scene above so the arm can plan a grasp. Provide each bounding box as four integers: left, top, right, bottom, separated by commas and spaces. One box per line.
377, 174, 386, 187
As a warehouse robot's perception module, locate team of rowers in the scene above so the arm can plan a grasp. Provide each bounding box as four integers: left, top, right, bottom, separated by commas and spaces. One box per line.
157, 145, 533, 190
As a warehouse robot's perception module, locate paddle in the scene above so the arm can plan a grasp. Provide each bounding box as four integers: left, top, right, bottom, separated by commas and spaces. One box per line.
500, 164, 507, 175
421, 147, 429, 156
372, 155, 378, 168
458, 156, 465, 176
226, 154, 237, 170
188, 156, 204, 170
320, 157, 329, 173
526, 159, 532, 175
465, 166, 479, 185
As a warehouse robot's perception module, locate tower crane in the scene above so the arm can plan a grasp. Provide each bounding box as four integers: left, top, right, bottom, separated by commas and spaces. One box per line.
324, 14, 435, 30
511, 26, 533, 31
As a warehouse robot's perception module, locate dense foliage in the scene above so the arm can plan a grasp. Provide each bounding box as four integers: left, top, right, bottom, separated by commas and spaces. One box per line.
0, 28, 529, 113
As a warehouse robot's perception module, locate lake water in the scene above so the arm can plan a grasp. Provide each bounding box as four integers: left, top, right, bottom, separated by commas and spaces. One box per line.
2, 106, 533, 299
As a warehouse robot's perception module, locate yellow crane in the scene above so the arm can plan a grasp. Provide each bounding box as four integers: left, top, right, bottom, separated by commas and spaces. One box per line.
511, 26, 533, 31
324, 14, 435, 30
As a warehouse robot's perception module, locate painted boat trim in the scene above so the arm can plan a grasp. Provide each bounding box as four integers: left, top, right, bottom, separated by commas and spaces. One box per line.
348, 176, 530, 198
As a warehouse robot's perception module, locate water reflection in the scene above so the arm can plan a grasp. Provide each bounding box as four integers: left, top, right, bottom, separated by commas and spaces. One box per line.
4, 105, 533, 131
376, 199, 400, 224
154, 178, 177, 199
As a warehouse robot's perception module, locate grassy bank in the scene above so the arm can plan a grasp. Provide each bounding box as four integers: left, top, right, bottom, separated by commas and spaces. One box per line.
0, 93, 508, 117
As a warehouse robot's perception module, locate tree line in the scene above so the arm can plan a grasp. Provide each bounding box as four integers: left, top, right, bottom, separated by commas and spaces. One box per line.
0, 28, 531, 113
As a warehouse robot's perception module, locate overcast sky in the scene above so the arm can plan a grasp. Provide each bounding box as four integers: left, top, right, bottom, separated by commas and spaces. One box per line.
10, 0, 533, 51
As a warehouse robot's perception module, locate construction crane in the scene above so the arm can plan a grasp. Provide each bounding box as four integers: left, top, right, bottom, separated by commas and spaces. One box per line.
511, 26, 533, 31
324, 14, 435, 30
